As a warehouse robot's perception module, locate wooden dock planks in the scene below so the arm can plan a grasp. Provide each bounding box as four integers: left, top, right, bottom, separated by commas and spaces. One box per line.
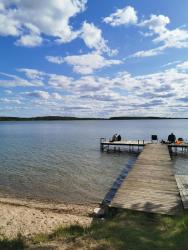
175, 175, 188, 209
101, 140, 149, 147
110, 144, 183, 215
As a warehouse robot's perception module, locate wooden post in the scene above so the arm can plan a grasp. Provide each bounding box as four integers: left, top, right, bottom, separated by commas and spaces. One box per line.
100, 138, 105, 152
168, 145, 172, 156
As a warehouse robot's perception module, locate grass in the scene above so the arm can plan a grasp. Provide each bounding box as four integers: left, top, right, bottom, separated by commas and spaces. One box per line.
2, 209, 188, 249
0, 233, 26, 250
30, 209, 188, 250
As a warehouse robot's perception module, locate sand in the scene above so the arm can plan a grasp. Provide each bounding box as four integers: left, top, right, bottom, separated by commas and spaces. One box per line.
0, 197, 96, 238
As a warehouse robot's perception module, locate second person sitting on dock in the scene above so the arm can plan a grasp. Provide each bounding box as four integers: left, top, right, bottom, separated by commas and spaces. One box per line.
110, 133, 117, 142
117, 134, 121, 141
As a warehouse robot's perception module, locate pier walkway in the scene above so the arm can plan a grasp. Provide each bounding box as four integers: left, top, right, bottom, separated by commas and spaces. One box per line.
110, 144, 183, 215
100, 138, 188, 153
100, 139, 149, 152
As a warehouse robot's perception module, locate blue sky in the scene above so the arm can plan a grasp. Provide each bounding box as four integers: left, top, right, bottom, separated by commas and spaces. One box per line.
0, 0, 188, 117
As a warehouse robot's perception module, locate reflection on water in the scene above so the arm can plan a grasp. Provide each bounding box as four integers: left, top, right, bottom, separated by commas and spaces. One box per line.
173, 153, 188, 175
0, 120, 188, 203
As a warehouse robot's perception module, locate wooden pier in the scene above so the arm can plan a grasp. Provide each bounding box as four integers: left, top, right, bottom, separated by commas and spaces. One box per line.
100, 138, 188, 153
100, 138, 149, 152
175, 175, 188, 209
110, 144, 183, 215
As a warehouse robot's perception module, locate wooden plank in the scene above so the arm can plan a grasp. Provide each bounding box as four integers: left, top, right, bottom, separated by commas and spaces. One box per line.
175, 175, 188, 209
101, 139, 188, 150
110, 144, 182, 215
101, 140, 150, 146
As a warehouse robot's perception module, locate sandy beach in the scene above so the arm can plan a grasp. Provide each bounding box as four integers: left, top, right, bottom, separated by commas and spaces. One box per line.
0, 196, 96, 238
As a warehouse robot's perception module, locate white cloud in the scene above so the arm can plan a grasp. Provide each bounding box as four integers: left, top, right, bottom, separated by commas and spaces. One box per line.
0, 12, 20, 36
0, 72, 44, 87
63, 52, 122, 74
0, 1, 118, 54
81, 92, 121, 102
131, 45, 165, 58
139, 14, 170, 33
15, 22, 43, 47
153, 28, 188, 49
80, 21, 106, 52
177, 61, 188, 71
162, 60, 181, 68
73, 75, 108, 92
0, 0, 87, 46
0, 98, 21, 104
46, 56, 64, 64
4, 90, 12, 94
16, 33, 43, 47
51, 92, 63, 100
48, 74, 73, 88
80, 21, 116, 55
133, 14, 188, 58
0, 3, 4, 11
26, 91, 50, 100
103, 6, 138, 26
18, 68, 45, 80
2, 62, 188, 117
26, 91, 63, 100
18, 68, 73, 89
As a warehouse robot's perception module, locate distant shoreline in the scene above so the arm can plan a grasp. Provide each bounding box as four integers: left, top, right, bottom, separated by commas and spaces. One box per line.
0, 116, 188, 121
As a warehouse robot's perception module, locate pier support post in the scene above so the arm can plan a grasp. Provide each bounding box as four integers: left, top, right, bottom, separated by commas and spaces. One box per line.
100, 138, 105, 152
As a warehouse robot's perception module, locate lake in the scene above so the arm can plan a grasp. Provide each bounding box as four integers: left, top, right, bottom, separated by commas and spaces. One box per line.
0, 120, 188, 204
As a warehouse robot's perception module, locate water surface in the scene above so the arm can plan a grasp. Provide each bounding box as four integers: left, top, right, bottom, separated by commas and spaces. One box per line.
0, 120, 188, 203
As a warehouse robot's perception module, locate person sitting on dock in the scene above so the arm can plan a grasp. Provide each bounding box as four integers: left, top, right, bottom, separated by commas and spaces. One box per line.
117, 134, 121, 141
110, 133, 117, 142
168, 133, 176, 144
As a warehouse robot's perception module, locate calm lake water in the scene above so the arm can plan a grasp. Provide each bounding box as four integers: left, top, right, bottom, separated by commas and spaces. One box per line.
0, 120, 188, 204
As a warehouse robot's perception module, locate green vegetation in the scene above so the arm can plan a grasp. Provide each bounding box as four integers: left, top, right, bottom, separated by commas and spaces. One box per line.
30, 209, 188, 250
0, 234, 26, 250
1, 209, 188, 249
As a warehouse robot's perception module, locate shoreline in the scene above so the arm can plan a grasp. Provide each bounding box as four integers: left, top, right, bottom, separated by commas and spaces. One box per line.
0, 196, 97, 238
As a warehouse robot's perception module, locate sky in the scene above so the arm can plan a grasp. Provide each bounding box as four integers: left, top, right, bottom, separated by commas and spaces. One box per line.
0, 0, 188, 118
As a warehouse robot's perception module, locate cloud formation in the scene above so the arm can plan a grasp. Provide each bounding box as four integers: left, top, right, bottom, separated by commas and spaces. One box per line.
103, 6, 138, 26
103, 5, 188, 58
0, 72, 44, 87
1, 2, 188, 117
0, 0, 86, 47
46, 56, 64, 65
46, 52, 122, 74
0, 0, 115, 54
177, 61, 188, 71
26, 91, 63, 100
132, 14, 188, 57
80, 22, 108, 53
1, 62, 188, 117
